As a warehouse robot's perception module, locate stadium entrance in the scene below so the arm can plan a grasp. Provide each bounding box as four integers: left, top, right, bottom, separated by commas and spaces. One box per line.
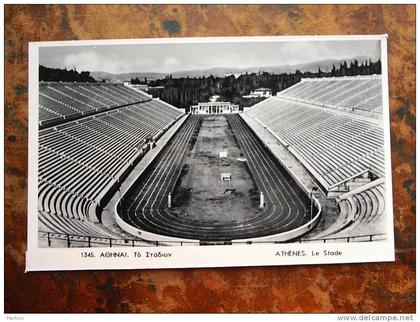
190, 101, 239, 114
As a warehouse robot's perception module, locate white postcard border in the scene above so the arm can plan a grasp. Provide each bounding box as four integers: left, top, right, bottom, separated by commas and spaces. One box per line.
26, 35, 395, 272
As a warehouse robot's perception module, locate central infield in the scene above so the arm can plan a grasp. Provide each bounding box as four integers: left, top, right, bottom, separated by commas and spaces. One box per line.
120, 114, 312, 242
171, 115, 261, 223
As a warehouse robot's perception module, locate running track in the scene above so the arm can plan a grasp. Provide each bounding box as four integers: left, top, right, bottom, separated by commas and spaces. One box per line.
119, 114, 312, 241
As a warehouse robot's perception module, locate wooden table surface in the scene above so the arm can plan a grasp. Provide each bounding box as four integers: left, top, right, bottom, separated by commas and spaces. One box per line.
4, 4, 415, 313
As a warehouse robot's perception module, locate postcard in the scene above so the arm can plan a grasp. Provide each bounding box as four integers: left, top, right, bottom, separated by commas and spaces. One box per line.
26, 35, 394, 271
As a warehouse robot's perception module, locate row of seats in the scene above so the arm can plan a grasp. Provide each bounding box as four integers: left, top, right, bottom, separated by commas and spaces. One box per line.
38, 99, 183, 222
38, 211, 121, 239
246, 96, 385, 191
332, 183, 386, 237
277, 76, 383, 116
39, 83, 152, 124
302, 182, 386, 240
251, 77, 388, 240
39, 105, 64, 121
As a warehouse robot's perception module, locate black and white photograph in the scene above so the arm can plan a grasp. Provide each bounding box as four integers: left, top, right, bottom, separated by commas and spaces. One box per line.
26, 36, 394, 271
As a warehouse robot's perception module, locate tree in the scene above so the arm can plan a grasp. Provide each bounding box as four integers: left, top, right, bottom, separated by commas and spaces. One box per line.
331, 64, 337, 76
39, 65, 96, 82
147, 58, 381, 110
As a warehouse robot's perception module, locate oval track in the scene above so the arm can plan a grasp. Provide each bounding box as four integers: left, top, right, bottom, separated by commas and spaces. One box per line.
119, 114, 312, 241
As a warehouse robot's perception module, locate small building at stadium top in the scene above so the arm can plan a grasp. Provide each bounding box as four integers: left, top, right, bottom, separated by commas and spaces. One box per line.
190, 101, 239, 114
243, 87, 272, 98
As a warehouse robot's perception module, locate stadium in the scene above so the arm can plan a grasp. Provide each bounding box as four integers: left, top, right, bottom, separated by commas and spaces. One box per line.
37, 73, 387, 247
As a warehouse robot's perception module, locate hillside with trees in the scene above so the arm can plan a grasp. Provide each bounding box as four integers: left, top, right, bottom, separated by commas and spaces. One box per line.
147, 59, 381, 111
39, 65, 96, 82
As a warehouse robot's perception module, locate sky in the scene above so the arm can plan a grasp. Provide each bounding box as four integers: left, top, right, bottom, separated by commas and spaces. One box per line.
39, 39, 381, 74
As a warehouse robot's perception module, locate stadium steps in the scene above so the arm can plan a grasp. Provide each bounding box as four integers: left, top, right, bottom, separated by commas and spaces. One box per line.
38, 84, 184, 240
65, 85, 110, 109
39, 211, 126, 239
44, 87, 92, 113
77, 85, 121, 106
276, 76, 383, 117
309, 182, 386, 240
245, 95, 385, 193
40, 92, 83, 115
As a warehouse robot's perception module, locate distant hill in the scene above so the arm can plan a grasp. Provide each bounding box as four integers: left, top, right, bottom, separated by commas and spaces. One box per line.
91, 56, 374, 81
170, 56, 374, 77
90, 71, 168, 82
147, 57, 381, 111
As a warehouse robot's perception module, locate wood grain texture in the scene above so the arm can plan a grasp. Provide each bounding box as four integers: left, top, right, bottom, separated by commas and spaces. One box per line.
4, 4, 415, 313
